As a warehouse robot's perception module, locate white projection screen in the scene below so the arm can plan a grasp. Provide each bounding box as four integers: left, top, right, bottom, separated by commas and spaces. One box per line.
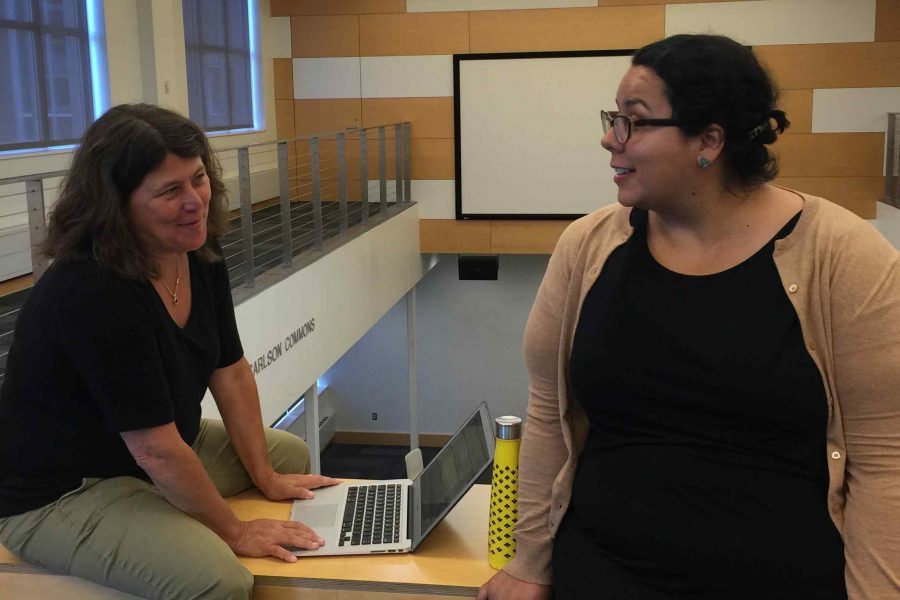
454, 50, 634, 220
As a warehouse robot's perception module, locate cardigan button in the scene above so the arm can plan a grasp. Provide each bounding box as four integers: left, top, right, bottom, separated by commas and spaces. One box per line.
788, 284, 798, 293
831, 451, 841, 460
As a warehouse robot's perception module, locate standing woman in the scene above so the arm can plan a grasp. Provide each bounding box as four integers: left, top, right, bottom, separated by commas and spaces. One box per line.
479, 35, 900, 599
0, 104, 337, 599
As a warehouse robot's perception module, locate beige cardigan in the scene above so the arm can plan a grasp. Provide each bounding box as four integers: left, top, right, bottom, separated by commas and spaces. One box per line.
504, 194, 900, 598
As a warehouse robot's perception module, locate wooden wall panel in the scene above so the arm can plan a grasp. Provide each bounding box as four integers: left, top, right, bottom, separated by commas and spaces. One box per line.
469, 6, 664, 53
876, 0, 900, 41
359, 13, 470, 56
490, 221, 570, 254
420, 220, 491, 253
294, 99, 362, 136
410, 139, 455, 180
774, 177, 883, 219
755, 42, 900, 89
774, 133, 885, 177
272, 0, 405, 16
275, 99, 295, 139
291, 16, 359, 58
778, 89, 812, 133
273, 58, 294, 100
362, 98, 454, 138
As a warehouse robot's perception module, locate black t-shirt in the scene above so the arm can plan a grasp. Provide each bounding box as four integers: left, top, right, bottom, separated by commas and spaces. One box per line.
555, 210, 846, 598
0, 250, 243, 517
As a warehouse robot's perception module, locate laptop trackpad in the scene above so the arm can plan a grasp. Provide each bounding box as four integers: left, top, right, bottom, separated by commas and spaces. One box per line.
296, 503, 339, 527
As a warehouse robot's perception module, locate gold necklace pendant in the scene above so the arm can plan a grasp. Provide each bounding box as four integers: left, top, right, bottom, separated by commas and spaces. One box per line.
160, 256, 181, 305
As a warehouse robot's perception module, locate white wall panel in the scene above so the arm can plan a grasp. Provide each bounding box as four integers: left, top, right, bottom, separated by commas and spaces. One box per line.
407, 0, 595, 11
264, 0, 292, 58
323, 254, 549, 434
666, 0, 876, 46
202, 205, 426, 426
0, 227, 31, 281
812, 88, 900, 133
412, 180, 455, 219
293, 57, 362, 99
361, 55, 454, 99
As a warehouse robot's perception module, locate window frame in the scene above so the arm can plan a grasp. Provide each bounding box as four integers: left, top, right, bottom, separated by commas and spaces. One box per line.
0, 0, 95, 152
182, 0, 258, 134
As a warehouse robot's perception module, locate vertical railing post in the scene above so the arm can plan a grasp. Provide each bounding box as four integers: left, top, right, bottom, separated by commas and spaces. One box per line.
378, 126, 387, 215
359, 128, 369, 225
337, 132, 348, 236
407, 288, 418, 450
238, 147, 254, 287
394, 124, 403, 205
403, 122, 411, 204
304, 382, 321, 475
311, 137, 324, 250
885, 113, 899, 208
277, 141, 292, 267
25, 179, 49, 282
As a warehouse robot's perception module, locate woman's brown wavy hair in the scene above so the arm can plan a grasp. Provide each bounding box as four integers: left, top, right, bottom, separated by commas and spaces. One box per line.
42, 103, 229, 280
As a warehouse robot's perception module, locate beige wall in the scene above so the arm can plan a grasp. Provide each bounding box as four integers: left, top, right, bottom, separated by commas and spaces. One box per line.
273, 0, 900, 253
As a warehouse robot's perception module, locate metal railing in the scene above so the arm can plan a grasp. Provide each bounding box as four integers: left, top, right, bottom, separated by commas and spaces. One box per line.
884, 113, 899, 209
0, 122, 413, 289
220, 122, 412, 289
0, 122, 413, 384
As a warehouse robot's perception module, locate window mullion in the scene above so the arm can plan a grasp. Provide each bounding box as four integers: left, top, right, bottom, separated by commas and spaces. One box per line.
32, 0, 50, 146
223, 0, 234, 129
77, 0, 93, 122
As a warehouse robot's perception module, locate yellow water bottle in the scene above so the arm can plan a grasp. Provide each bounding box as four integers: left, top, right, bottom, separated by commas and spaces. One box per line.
488, 415, 522, 570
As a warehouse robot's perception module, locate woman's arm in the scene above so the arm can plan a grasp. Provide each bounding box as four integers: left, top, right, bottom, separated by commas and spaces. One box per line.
121, 422, 323, 561
208, 357, 337, 500
826, 221, 900, 597
480, 219, 587, 597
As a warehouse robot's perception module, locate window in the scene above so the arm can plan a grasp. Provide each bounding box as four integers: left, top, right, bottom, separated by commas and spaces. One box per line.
0, 0, 96, 151
182, 0, 255, 133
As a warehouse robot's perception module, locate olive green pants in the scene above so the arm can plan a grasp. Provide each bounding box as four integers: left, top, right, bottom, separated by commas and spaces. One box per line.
0, 420, 311, 600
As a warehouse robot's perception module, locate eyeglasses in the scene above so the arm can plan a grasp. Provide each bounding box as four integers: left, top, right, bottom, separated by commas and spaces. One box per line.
601, 110, 681, 145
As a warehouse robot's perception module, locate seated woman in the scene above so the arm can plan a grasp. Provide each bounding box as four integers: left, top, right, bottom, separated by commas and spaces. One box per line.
478, 34, 900, 600
0, 104, 337, 599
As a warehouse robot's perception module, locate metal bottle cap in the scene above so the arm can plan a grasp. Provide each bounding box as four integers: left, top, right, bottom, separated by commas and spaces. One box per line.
495, 416, 522, 440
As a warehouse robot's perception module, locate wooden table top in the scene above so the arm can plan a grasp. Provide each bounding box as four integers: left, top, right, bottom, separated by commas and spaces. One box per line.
1, 484, 500, 594
231, 483, 498, 589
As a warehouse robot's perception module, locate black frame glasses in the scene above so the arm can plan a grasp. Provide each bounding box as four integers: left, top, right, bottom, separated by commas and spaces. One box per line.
601, 110, 681, 144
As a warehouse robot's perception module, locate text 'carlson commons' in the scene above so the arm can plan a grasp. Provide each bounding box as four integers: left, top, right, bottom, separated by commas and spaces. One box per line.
251, 318, 316, 375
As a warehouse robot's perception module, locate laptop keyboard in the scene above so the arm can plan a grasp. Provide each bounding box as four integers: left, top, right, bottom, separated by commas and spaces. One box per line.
339, 483, 402, 546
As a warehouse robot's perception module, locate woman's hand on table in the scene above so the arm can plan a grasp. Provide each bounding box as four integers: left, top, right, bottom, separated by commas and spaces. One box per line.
258, 472, 341, 501
477, 570, 551, 600
227, 518, 324, 562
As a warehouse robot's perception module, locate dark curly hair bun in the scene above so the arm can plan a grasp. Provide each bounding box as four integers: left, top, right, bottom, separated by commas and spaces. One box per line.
747, 109, 789, 144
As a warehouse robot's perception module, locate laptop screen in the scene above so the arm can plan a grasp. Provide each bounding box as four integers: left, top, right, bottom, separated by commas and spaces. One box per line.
411, 403, 494, 548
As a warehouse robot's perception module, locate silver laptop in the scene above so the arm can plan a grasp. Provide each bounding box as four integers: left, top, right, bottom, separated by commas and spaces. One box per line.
289, 402, 494, 556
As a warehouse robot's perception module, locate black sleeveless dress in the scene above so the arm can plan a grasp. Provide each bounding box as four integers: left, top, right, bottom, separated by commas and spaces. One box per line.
552, 210, 846, 599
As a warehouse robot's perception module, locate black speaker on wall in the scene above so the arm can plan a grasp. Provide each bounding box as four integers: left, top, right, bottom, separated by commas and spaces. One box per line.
458, 255, 499, 280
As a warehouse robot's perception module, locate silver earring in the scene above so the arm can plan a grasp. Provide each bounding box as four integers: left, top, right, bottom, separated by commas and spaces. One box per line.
698, 156, 710, 168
